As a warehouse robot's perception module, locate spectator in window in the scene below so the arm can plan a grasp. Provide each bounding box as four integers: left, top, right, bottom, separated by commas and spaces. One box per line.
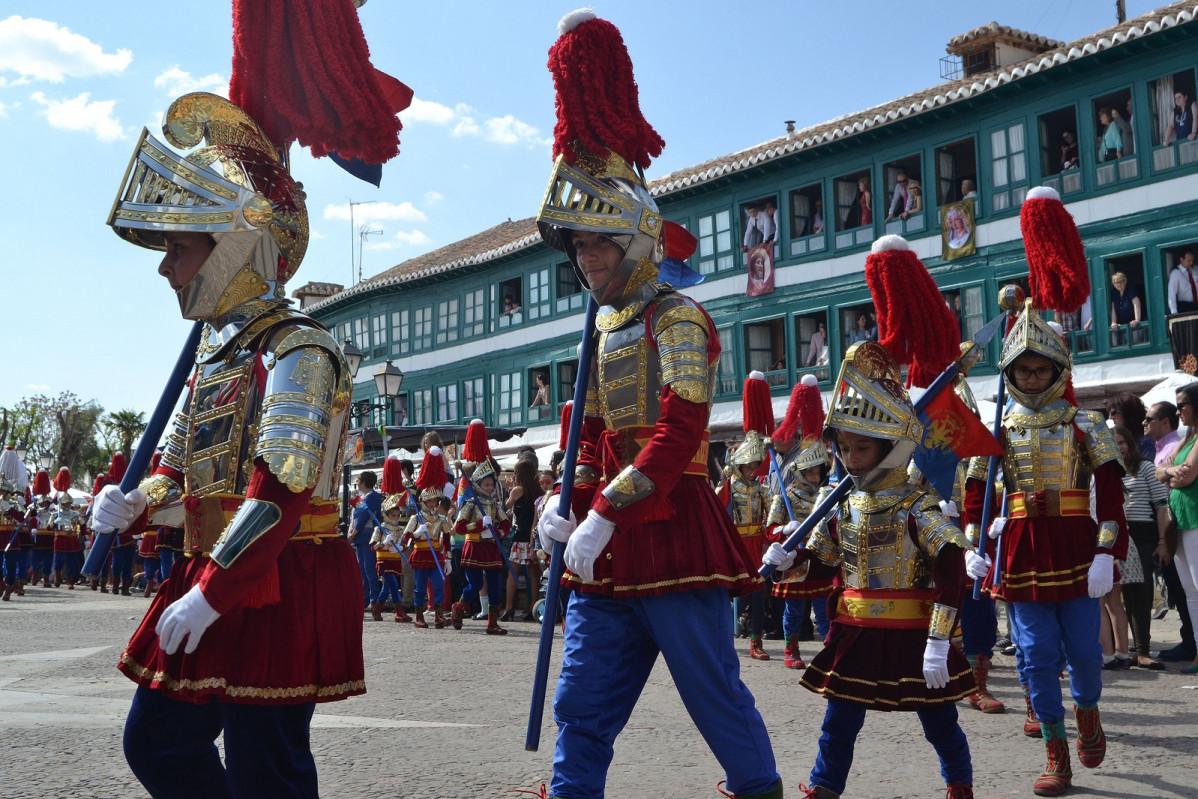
1123, 97, 1135, 155
960, 179, 978, 201
857, 176, 872, 226
529, 373, 550, 408
1056, 296, 1093, 335
1108, 271, 1142, 335
946, 294, 966, 339
742, 204, 765, 251
1164, 91, 1198, 145
1168, 250, 1198, 314
762, 200, 779, 244
1112, 105, 1134, 156
867, 312, 879, 343
848, 313, 871, 345
885, 170, 909, 222
501, 296, 521, 318
1098, 109, 1123, 162
900, 180, 923, 221
1060, 130, 1079, 171
805, 322, 828, 367
812, 199, 825, 234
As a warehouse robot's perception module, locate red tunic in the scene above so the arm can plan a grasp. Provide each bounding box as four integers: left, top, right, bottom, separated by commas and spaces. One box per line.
457, 500, 509, 571
797, 516, 974, 710
964, 461, 1129, 603
118, 462, 365, 706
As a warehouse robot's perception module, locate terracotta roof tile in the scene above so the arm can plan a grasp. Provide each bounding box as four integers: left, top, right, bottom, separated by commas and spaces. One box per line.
946, 21, 1065, 54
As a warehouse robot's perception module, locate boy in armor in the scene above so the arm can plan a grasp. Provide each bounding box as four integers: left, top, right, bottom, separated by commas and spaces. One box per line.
722, 431, 773, 660
402, 487, 451, 628
764, 342, 976, 799
370, 494, 408, 623
452, 460, 511, 635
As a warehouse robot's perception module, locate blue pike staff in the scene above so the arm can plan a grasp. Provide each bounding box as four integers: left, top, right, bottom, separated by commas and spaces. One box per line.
403, 481, 445, 582
83, 322, 203, 579
526, 296, 598, 752
761, 311, 1006, 580
767, 447, 796, 523
463, 488, 520, 582
974, 346, 1009, 600
362, 503, 413, 571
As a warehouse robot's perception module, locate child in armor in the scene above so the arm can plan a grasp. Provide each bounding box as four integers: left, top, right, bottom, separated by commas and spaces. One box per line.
370, 495, 408, 623
402, 487, 450, 628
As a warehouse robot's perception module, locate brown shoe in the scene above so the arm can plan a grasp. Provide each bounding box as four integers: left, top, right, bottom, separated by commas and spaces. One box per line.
1074, 703, 1106, 768
1022, 685, 1041, 737
451, 601, 467, 630
485, 608, 508, 635
434, 607, 447, 629
967, 654, 1006, 713
413, 607, 428, 628
14, 580, 25, 596
945, 783, 974, 799
370, 602, 384, 622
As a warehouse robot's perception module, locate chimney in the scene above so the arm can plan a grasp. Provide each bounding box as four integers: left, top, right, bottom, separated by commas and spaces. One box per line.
785, 120, 796, 141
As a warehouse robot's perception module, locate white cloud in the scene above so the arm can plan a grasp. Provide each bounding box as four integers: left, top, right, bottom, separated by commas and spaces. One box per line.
402, 96, 546, 147
31, 91, 125, 142
323, 201, 427, 224
364, 230, 433, 251
153, 66, 227, 98
423, 191, 443, 205
309, 230, 326, 241
24, 384, 51, 392
0, 16, 131, 84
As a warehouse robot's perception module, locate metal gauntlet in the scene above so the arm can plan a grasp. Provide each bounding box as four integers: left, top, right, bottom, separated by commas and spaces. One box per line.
210, 498, 283, 568
601, 466, 655, 511
1096, 521, 1119, 550
928, 603, 958, 641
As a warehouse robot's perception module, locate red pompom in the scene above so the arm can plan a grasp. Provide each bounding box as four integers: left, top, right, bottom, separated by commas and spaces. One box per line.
547, 12, 664, 170
865, 236, 960, 388
462, 419, 490, 463
229, 0, 407, 163
108, 452, 127, 482
32, 469, 51, 496
559, 400, 574, 452
380, 458, 405, 495
773, 379, 825, 443
1020, 188, 1089, 313
742, 372, 775, 436
93, 475, 111, 496
53, 467, 72, 492
415, 447, 449, 492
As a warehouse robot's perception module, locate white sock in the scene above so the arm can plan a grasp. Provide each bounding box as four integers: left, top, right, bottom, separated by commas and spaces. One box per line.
1102, 654, 1116, 665
1115, 651, 1131, 661
480, 596, 490, 613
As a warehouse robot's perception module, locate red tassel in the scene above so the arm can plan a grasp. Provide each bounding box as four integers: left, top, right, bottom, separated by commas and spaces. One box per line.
559, 401, 574, 451
773, 377, 825, 443
380, 458, 404, 495
547, 11, 664, 170
462, 419, 490, 463
1021, 187, 1089, 313
229, 0, 405, 163
865, 236, 959, 388
93, 475, 110, 496
415, 447, 449, 491
108, 452, 127, 482
742, 372, 775, 436
53, 467, 72, 492
32, 470, 51, 496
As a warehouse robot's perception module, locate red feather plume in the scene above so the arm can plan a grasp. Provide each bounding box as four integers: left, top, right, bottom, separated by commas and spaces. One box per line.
559, 400, 574, 452
108, 452, 127, 482
415, 447, 449, 492
53, 467, 72, 493
462, 419, 490, 463
32, 469, 51, 496
865, 235, 960, 388
1020, 187, 1089, 313
547, 10, 664, 171
742, 372, 775, 436
773, 377, 825, 443
380, 458, 404, 495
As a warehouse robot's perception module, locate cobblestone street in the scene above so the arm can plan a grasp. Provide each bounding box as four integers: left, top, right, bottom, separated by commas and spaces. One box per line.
1, 588, 1196, 798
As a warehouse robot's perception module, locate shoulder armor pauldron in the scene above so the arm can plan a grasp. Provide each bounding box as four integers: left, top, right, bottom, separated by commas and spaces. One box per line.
910, 492, 970, 557
652, 298, 711, 406
1075, 409, 1124, 471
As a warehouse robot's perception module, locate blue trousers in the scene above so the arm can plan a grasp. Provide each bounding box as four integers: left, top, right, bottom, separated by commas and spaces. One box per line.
112, 545, 135, 584
159, 549, 177, 584
413, 567, 444, 607
783, 596, 829, 639
959, 591, 998, 659
552, 589, 778, 799
354, 543, 378, 606
1009, 596, 1102, 724
124, 686, 318, 799
462, 567, 502, 607
53, 551, 81, 583
811, 698, 971, 794
31, 548, 54, 578
373, 572, 400, 605
2, 549, 21, 584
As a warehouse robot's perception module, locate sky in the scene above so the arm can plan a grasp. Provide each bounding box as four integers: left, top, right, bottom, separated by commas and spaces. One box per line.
0, 0, 1163, 420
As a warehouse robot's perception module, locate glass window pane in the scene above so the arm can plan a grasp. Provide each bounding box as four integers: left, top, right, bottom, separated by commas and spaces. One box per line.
992, 157, 1008, 187
1011, 152, 1027, 183
990, 129, 1006, 157
716, 231, 731, 252
699, 215, 713, 236
1008, 123, 1024, 153
716, 210, 730, 231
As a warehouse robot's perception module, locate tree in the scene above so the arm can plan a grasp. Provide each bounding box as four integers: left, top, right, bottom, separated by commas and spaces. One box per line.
54, 393, 104, 486
103, 409, 147, 459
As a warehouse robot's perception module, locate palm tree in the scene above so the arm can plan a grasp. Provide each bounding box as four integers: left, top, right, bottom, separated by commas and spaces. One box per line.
105, 409, 147, 459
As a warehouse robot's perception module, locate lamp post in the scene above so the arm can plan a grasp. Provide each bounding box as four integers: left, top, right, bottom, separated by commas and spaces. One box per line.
339, 335, 404, 537
15, 442, 28, 461
38, 452, 54, 472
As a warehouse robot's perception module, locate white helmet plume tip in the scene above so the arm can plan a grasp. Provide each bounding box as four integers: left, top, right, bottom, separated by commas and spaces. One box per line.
1025, 186, 1061, 202
748, 370, 766, 381
801, 374, 819, 387
557, 8, 596, 34
871, 234, 909, 254
428, 446, 443, 457
469, 418, 484, 426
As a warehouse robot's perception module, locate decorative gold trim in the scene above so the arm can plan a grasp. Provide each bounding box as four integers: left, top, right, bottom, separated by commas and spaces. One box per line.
928, 603, 958, 640
119, 652, 365, 700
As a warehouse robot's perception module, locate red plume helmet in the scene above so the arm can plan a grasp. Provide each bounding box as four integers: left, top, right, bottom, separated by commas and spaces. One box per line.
1020, 186, 1090, 313
865, 235, 961, 388
93, 475, 111, 496
33, 469, 51, 497
108, 452, 128, 482
380, 457, 405, 495
773, 375, 825, 443
415, 446, 450, 492
462, 419, 490, 463
559, 400, 574, 452
742, 371, 775, 436
53, 467, 72, 493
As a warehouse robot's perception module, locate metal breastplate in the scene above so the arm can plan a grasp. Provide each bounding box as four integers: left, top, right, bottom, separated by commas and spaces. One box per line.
182, 349, 259, 496
838, 488, 928, 590
1002, 403, 1092, 493
730, 474, 768, 527
596, 321, 664, 432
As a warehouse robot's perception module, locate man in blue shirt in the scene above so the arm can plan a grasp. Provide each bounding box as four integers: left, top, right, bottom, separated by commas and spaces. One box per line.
349, 470, 382, 608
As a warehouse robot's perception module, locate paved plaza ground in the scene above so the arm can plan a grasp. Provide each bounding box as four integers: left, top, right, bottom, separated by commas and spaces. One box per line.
1, 587, 1196, 798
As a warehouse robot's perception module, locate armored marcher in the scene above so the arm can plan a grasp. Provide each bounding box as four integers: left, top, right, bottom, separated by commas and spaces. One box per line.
722, 430, 773, 660
401, 486, 451, 628
29, 469, 55, 587
533, 12, 780, 798
89, 92, 364, 797
964, 300, 1128, 797
766, 437, 832, 669
369, 492, 409, 623
764, 342, 976, 799
0, 477, 28, 600
50, 469, 83, 588
452, 459, 511, 635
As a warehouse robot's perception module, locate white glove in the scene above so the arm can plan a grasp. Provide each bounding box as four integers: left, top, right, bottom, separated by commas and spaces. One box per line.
939, 500, 960, 518
156, 584, 221, 655
563, 510, 616, 583
964, 549, 992, 580
762, 542, 797, 572
538, 494, 577, 544
444, 558, 453, 576
1088, 553, 1115, 598
922, 638, 951, 689
91, 485, 147, 535
383, 535, 396, 550
779, 519, 801, 538
482, 514, 493, 529
987, 516, 1006, 540
416, 523, 429, 539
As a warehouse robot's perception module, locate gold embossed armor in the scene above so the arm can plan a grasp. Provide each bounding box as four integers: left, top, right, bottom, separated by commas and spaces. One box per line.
1000, 400, 1122, 496
728, 469, 769, 531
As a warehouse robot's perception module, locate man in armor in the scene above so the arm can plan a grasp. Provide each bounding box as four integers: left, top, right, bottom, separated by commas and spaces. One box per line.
29, 470, 55, 587
50, 490, 83, 588
89, 92, 364, 797
963, 300, 1128, 797
722, 430, 773, 660
0, 477, 28, 600
533, 13, 781, 797
401, 486, 451, 629
764, 342, 976, 799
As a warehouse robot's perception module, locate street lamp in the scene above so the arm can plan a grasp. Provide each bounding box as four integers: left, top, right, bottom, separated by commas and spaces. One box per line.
38, 452, 53, 471
342, 337, 364, 379
15, 442, 27, 461
373, 359, 404, 399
